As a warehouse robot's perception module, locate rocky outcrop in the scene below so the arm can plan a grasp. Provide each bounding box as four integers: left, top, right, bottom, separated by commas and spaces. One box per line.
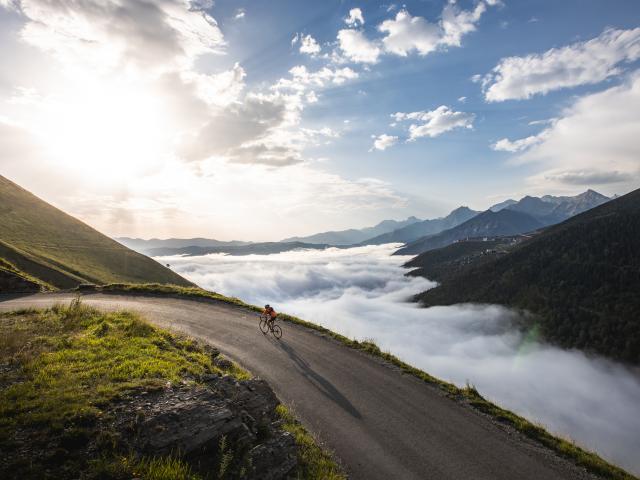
109, 374, 297, 479
3, 372, 298, 479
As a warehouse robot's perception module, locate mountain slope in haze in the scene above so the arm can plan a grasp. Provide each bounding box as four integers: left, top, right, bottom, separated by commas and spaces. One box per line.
281, 216, 421, 245
415, 188, 640, 363
148, 241, 330, 257
396, 209, 543, 255
490, 190, 610, 226
489, 199, 517, 212
117, 237, 249, 255
0, 175, 192, 289
543, 189, 610, 218
362, 207, 480, 246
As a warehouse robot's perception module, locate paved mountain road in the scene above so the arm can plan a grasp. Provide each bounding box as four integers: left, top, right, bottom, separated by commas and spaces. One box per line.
0, 293, 596, 480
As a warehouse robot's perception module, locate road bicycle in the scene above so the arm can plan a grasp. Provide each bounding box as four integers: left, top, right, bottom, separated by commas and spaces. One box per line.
259, 314, 282, 339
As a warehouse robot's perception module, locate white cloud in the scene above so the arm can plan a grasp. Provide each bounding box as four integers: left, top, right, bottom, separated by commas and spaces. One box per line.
163, 245, 640, 475
543, 170, 635, 186
482, 28, 640, 102
440, 1, 487, 47
512, 71, 640, 193
458, 96, 467, 103
10, 0, 225, 73
181, 64, 358, 167
275, 65, 359, 91
378, 9, 441, 56
394, 105, 475, 140
335, 2, 496, 65
183, 62, 246, 107
337, 29, 382, 64
234, 8, 245, 20
371, 133, 398, 151
345, 7, 364, 27
378, 2, 495, 57
492, 134, 545, 152
298, 34, 321, 55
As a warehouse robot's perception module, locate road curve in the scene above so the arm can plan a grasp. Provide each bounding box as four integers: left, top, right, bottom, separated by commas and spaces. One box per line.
0, 292, 596, 480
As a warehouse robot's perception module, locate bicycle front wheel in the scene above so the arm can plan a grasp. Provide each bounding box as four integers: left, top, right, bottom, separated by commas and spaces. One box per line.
259, 317, 269, 334
272, 324, 282, 339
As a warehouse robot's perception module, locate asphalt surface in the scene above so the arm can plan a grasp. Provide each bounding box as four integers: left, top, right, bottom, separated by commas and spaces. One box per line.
0, 292, 597, 480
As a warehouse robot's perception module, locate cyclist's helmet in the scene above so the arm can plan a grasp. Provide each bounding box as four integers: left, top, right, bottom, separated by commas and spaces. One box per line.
265, 304, 270, 308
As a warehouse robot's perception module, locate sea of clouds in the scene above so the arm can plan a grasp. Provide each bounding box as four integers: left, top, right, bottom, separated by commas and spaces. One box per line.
159, 244, 640, 473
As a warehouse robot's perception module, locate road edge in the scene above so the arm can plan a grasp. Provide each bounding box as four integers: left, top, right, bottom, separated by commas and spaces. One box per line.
56, 283, 638, 480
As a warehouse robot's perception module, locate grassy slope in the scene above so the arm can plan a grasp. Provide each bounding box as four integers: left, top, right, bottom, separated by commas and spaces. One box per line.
85, 283, 635, 480
416, 187, 640, 364
0, 257, 53, 290
0, 300, 343, 480
0, 175, 191, 288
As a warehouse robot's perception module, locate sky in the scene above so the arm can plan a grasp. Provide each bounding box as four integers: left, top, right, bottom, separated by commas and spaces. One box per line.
1, 0, 639, 241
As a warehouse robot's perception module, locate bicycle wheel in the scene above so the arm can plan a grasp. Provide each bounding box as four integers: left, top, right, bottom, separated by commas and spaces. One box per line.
259, 316, 269, 334
272, 324, 282, 339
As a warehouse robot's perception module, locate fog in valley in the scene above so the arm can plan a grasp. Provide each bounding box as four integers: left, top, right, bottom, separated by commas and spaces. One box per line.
159, 245, 640, 474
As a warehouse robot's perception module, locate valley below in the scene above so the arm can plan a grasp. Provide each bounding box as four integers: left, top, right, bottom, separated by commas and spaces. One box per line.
158, 244, 640, 475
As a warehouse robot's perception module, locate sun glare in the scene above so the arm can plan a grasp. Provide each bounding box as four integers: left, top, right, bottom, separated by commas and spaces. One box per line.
36, 80, 171, 184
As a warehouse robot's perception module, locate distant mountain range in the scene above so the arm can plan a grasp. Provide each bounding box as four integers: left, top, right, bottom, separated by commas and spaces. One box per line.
146, 242, 331, 257
396, 190, 611, 256
361, 207, 480, 245
491, 189, 610, 226
117, 189, 612, 259
281, 216, 421, 245
396, 209, 544, 255
117, 237, 249, 254
413, 187, 640, 364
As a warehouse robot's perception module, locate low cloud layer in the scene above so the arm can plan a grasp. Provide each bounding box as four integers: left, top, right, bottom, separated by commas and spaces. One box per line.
161, 245, 640, 474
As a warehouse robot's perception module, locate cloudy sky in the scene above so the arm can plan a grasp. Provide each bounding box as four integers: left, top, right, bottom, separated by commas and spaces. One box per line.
1, 0, 639, 240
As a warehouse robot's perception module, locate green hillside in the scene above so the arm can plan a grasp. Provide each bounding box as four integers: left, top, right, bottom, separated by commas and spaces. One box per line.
0, 175, 192, 289
415, 188, 640, 363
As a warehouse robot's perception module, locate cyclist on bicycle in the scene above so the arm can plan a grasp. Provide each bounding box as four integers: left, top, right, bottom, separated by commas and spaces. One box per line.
263, 304, 277, 327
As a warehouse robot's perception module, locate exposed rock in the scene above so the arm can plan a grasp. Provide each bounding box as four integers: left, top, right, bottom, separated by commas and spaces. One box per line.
109, 376, 297, 479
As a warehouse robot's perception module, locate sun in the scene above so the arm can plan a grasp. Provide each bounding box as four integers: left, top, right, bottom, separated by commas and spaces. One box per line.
35, 78, 172, 184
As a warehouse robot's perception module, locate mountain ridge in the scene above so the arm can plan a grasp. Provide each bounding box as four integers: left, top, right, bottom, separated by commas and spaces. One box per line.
0, 175, 191, 289
395, 209, 543, 255
413, 187, 640, 363
361, 207, 480, 246
281, 216, 422, 245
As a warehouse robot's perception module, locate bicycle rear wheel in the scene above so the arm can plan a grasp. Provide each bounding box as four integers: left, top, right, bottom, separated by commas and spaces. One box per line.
259, 316, 269, 334
272, 324, 282, 339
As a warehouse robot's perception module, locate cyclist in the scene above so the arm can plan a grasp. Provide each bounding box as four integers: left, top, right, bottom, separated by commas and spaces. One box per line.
263, 304, 278, 328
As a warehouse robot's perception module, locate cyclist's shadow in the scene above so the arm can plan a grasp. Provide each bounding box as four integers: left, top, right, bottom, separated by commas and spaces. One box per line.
275, 340, 362, 419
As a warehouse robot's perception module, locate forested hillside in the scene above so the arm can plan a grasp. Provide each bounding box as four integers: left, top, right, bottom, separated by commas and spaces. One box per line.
414, 188, 640, 363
